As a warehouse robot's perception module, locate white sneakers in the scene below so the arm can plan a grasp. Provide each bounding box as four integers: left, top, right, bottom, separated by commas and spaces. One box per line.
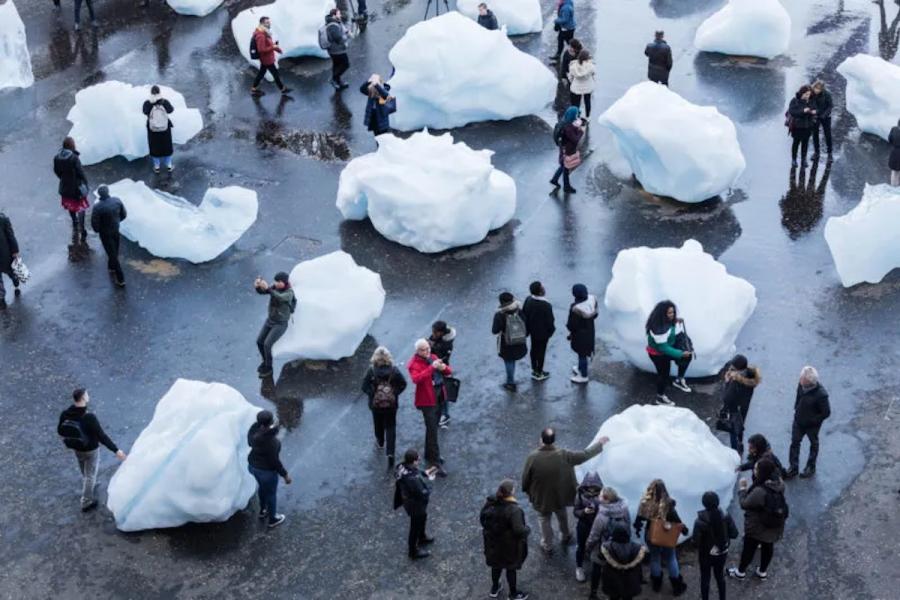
570, 375, 589, 384
575, 567, 586, 582
655, 394, 675, 406
672, 378, 692, 393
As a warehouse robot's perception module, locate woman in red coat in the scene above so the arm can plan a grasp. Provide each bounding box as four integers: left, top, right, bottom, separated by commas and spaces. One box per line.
408, 339, 451, 477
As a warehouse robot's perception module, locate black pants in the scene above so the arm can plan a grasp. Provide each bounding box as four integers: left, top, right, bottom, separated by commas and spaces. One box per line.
738, 536, 773, 573
551, 164, 571, 189
789, 422, 820, 470
530, 337, 549, 374
491, 568, 517, 595
371, 408, 397, 458
331, 53, 350, 83
99, 232, 124, 282
69, 210, 86, 234
570, 92, 592, 118
699, 553, 727, 600
252, 64, 284, 90
556, 29, 575, 58
74, 0, 95, 23
575, 518, 591, 567
649, 353, 691, 395
408, 513, 427, 555
813, 117, 832, 154
791, 129, 811, 163
419, 405, 441, 465
256, 319, 288, 369
589, 561, 602, 593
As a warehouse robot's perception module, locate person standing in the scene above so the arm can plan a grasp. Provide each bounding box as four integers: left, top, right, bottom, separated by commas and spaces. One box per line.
810, 80, 833, 161
477, 3, 499, 30
247, 409, 291, 528
888, 118, 900, 186
360, 74, 393, 137
568, 50, 595, 119
428, 320, 456, 427
728, 459, 787, 581
585, 486, 631, 599
598, 525, 647, 600
550, 106, 585, 193
393, 448, 437, 559
250, 17, 291, 97
552, 0, 576, 62
566, 283, 597, 384
0, 211, 21, 307
788, 85, 817, 168
522, 281, 555, 381
645, 300, 692, 405
254, 272, 296, 378
142, 86, 175, 174
720, 354, 762, 455
361, 346, 407, 468
785, 366, 831, 479
559, 38, 583, 83
480, 479, 531, 600
645, 31, 673, 85
737, 433, 785, 478
521, 427, 608, 554
53, 137, 90, 243
325, 9, 350, 90
692, 491, 738, 600
57, 389, 127, 512
408, 339, 451, 476
492, 292, 529, 391
573, 472, 603, 583
72, 0, 97, 31
90, 186, 127, 287
634, 479, 689, 596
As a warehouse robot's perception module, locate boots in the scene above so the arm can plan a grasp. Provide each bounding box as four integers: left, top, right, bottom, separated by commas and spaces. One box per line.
651, 574, 663, 592
670, 575, 688, 597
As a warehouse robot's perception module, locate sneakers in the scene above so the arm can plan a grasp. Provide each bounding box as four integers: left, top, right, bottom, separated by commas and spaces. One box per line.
575, 567, 586, 582
167, 164, 174, 173
438, 415, 450, 428
783, 468, 799, 480
754, 568, 768, 580
655, 394, 675, 406
511, 593, 529, 600
81, 500, 99, 513
563, 186, 577, 194
489, 583, 502, 598
531, 370, 549, 381
672, 378, 692, 393
503, 382, 517, 392
267, 513, 286, 528
409, 549, 430, 559
727, 567, 746, 580
570, 374, 589, 384
800, 466, 816, 479
153, 166, 161, 174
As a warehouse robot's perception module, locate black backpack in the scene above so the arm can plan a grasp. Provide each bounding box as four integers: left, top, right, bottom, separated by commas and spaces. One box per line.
552, 121, 565, 146
58, 418, 89, 451
249, 34, 259, 60
759, 486, 789, 528
602, 513, 630, 542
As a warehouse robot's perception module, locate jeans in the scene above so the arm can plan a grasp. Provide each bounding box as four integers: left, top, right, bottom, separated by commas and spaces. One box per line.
252, 64, 284, 89
812, 117, 832, 154
331, 53, 350, 83
249, 465, 279, 523
74, 0, 95, 24
649, 543, 680, 578
409, 513, 428, 555
75, 449, 99, 507
551, 165, 571, 189
556, 29, 575, 57
371, 408, 397, 458
789, 422, 821, 470
99, 232, 124, 282
649, 353, 691, 395
577, 354, 589, 377
575, 518, 592, 567
151, 155, 172, 170
419, 405, 441, 465
699, 553, 727, 600
738, 535, 773, 573
791, 129, 811, 163
491, 568, 517, 595
891, 170, 899, 186
530, 337, 548, 374
257, 319, 288, 369
538, 508, 571, 549
504, 360, 516, 384
569, 92, 592, 118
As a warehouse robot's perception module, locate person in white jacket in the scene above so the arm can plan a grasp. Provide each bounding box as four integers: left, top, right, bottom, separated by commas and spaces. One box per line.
568, 49, 595, 119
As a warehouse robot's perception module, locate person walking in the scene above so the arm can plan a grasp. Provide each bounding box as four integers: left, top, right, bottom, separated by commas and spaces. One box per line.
142, 85, 175, 174
480, 479, 531, 600
692, 491, 738, 600
645, 31, 673, 85
393, 448, 437, 559
888, 118, 900, 186
492, 292, 529, 391
0, 211, 21, 307
250, 17, 291, 97
54, 137, 90, 243
360, 74, 393, 137
361, 346, 407, 468
568, 50, 595, 119
810, 80, 833, 162
89, 186, 127, 287
407, 339, 451, 476
477, 3, 499, 30
785, 366, 831, 479
645, 300, 692, 405
573, 472, 603, 582
57, 389, 127, 512
634, 479, 689, 596
247, 409, 291, 528
585, 486, 631, 599
72, 0, 97, 31
737, 433, 785, 477
325, 9, 350, 90
550, 106, 585, 194
552, 0, 576, 62
720, 354, 762, 455
521, 428, 608, 554
254, 272, 296, 378
428, 320, 456, 427
728, 459, 787, 581
522, 281, 555, 381
787, 85, 817, 168
566, 283, 597, 384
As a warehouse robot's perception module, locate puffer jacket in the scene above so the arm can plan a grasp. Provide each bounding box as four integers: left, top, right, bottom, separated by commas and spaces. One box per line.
740, 477, 787, 543
586, 498, 631, 564
480, 496, 530, 569
568, 59, 595, 95
566, 295, 598, 356
53, 148, 88, 198
492, 301, 528, 361
600, 538, 646, 598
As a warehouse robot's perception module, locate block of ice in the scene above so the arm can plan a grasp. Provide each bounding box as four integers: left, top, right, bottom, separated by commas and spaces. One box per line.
101, 179, 258, 264
336, 131, 516, 253
273, 251, 385, 361
107, 379, 261, 532
694, 0, 791, 60
576, 405, 739, 543
603, 239, 757, 376
231, 0, 332, 73
166, 0, 223, 17
598, 82, 745, 203
0, 1, 34, 90
456, 0, 542, 35
388, 12, 556, 131
824, 184, 900, 287
66, 81, 203, 165
836, 54, 900, 142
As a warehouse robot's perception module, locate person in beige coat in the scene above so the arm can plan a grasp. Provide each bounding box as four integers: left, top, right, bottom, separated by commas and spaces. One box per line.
568, 49, 595, 119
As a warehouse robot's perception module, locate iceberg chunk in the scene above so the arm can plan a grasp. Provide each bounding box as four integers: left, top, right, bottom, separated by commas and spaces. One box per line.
598, 82, 745, 203
107, 379, 261, 532
824, 184, 900, 287
456, 0, 542, 35
603, 240, 757, 376
836, 54, 900, 142
273, 251, 385, 361
66, 81, 203, 165
388, 12, 556, 131
336, 131, 516, 253
102, 179, 258, 264
0, 1, 34, 90
694, 0, 791, 60
231, 0, 332, 73
576, 405, 739, 544
166, 0, 223, 17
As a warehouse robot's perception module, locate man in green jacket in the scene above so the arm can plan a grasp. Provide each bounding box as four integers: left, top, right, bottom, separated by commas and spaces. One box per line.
255, 272, 297, 378
521, 427, 608, 553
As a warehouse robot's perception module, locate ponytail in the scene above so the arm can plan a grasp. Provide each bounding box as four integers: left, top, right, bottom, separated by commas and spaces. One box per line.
702, 491, 727, 549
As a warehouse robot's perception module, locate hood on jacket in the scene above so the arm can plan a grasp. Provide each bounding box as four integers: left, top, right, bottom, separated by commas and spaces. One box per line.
569, 60, 595, 77
499, 300, 521, 313
800, 382, 827, 400
432, 326, 456, 342
571, 295, 598, 318
325, 14, 340, 24
763, 478, 785, 494
578, 471, 603, 492
372, 364, 394, 378
601, 538, 645, 569
56, 148, 76, 160
248, 422, 279, 446
729, 365, 762, 387
395, 462, 417, 481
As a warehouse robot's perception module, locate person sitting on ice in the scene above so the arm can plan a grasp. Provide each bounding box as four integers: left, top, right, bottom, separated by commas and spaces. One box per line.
645, 300, 693, 405
477, 3, 499, 30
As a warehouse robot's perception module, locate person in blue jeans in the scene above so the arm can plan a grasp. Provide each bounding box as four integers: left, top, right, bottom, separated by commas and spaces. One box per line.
247, 410, 292, 528
634, 479, 688, 596
492, 292, 528, 392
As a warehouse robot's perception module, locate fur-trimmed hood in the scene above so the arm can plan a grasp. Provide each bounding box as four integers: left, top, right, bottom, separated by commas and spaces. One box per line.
728, 365, 762, 388
601, 542, 646, 570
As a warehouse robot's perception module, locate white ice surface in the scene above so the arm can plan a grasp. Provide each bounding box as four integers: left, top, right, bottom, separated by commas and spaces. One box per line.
388, 12, 556, 131
456, 0, 542, 35
694, 0, 791, 60
576, 405, 740, 544
824, 184, 900, 287
598, 82, 745, 203
336, 131, 516, 253
0, 1, 34, 90
603, 240, 757, 376
166, 0, 223, 16
66, 81, 203, 165
272, 251, 385, 361
107, 379, 261, 532
102, 179, 258, 264
837, 54, 900, 142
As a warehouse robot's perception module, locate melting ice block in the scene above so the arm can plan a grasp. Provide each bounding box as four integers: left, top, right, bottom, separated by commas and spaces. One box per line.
598, 82, 745, 203
388, 12, 556, 131
837, 54, 900, 142
336, 131, 516, 253
272, 251, 385, 361
231, 0, 332, 73
824, 184, 900, 287
107, 379, 261, 532
456, 0, 542, 35
694, 0, 791, 60
102, 179, 258, 263
0, 1, 34, 90
166, 0, 223, 16
66, 81, 203, 165
603, 240, 757, 376
576, 405, 739, 543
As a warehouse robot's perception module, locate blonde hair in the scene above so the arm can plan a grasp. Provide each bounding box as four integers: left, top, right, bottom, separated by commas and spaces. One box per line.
601, 486, 619, 502
637, 479, 671, 520
370, 346, 393, 367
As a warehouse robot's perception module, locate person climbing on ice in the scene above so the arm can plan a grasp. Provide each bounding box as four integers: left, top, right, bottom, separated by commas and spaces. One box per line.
645, 300, 693, 405
645, 31, 673, 86
787, 85, 817, 168
888, 118, 900, 186
250, 16, 292, 97
551, 0, 576, 63
477, 3, 499, 30
254, 271, 296, 378
247, 410, 291, 528
142, 85, 175, 175
324, 9, 351, 90
53, 137, 90, 244
492, 292, 529, 391
550, 106, 584, 194
566, 283, 597, 384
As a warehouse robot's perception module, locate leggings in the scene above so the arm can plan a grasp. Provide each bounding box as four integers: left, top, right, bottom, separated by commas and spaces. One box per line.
699, 553, 727, 600
791, 130, 811, 162
738, 535, 773, 573
69, 210, 86, 232
491, 568, 517, 596
556, 29, 575, 58
570, 92, 592, 118
252, 64, 284, 90
649, 353, 691, 395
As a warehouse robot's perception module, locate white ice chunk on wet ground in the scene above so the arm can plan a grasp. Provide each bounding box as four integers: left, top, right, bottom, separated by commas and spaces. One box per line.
576, 405, 739, 544
456, 0, 542, 35
598, 82, 745, 203
388, 12, 556, 131
166, 0, 223, 17
837, 54, 900, 142
272, 251, 385, 361
824, 184, 900, 287
0, 1, 34, 90
102, 179, 258, 264
336, 131, 516, 253
66, 81, 203, 165
694, 0, 791, 60
107, 379, 261, 532
603, 239, 757, 377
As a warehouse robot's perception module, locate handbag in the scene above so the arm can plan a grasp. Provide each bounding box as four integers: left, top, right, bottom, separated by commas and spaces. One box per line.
11, 256, 30, 284
78, 182, 90, 199
648, 518, 681, 548
673, 322, 694, 355
563, 150, 582, 171
443, 376, 461, 403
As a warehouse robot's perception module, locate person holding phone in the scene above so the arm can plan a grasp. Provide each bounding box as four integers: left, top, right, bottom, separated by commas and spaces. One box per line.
393, 449, 436, 559
644, 300, 692, 405
407, 339, 452, 476
247, 410, 291, 528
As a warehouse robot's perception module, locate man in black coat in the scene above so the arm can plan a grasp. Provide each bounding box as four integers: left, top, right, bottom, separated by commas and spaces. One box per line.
811, 80, 834, 161
0, 212, 21, 306
90, 186, 127, 287
477, 3, 499, 30
393, 448, 436, 559
645, 31, 673, 85
522, 281, 555, 381
786, 366, 831, 479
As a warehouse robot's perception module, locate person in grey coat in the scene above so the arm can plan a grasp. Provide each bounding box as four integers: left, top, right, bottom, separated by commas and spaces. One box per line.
585, 486, 632, 599
90, 186, 127, 287
0, 212, 20, 306
325, 9, 350, 89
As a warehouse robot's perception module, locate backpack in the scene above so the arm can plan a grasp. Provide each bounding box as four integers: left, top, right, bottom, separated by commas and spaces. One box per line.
553, 121, 565, 146
148, 103, 169, 133
58, 418, 89, 451
602, 512, 630, 542
784, 110, 794, 135
372, 376, 397, 409
503, 311, 527, 346
249, 33, 259, 60
317, 24, 332, 50
759, 486, 789, 528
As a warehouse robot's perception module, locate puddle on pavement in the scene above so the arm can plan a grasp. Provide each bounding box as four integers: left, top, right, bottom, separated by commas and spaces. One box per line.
250, 124, 351, 161
126, 259, 181, 279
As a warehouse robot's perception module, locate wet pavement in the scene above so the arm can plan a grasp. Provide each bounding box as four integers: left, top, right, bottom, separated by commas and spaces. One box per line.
1, 0, 899, 598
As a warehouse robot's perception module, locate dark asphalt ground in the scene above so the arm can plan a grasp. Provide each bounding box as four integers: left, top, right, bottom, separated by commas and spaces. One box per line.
0, 0, 898, 598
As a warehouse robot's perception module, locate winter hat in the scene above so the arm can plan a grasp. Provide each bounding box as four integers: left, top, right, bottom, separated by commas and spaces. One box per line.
702, 491, 720, 511
97, 185, 109, 198
572, 283, 588, 302
611, 524, 630, 543
274, 271, 290, 284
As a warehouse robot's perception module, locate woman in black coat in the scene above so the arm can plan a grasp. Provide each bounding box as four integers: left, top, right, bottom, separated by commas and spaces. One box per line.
787, 85, 817, 168
492, 292, 528, 391
480, 479, 530, 600
53, 136, 90, 240
566, 283, 597, 384
361, 346, 407, 468
889, 119, 900, 186
692, 491, 738, 600
142, 85, 175, 174
600, 524, 647, 600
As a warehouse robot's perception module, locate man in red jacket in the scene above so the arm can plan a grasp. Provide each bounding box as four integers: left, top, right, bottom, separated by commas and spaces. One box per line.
408, 339, 451, 477
251, 16, 292, 97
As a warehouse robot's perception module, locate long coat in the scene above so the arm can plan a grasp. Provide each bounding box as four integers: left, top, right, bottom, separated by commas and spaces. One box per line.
566, 296, 598, 356
0, 213, 18, 274
480, 496, 530, 570
739, 478, 786, 543
521, 442, 603, 513
142, 99, 175, 157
